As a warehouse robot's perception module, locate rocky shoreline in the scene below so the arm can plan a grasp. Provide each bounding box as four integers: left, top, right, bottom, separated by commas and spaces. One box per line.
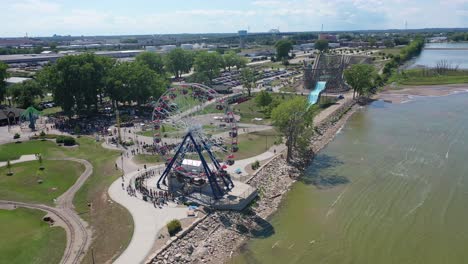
149, 100, 357, 264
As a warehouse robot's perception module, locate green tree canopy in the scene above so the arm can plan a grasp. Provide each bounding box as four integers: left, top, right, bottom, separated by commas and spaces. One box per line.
241, 67, 256, 97
106, 62, 167, 107
7, 80, 44, 109
136, 52, 165, 74
314, 39, 329, 52
40, 53, 115, 116
271, 97, 315, 163
344, 64, 376, 99
275, 40, 293, 60
193, 51, 223, 84
223, 51, 247, 71
254, 90, 272, 108
0, 62, 8, 103
164, 48, 194, 78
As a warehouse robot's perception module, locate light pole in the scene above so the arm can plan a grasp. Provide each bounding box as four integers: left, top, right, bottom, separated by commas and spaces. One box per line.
87, 202, 95, 264
121, 153, 124, 173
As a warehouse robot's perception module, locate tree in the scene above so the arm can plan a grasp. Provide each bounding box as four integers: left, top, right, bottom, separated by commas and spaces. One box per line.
7, 80, 44, 108
255, 90, 272, 107
275, 40, 293, 61
42, 53, 114, 116
6, 160, 13, 176
241, 68, 256, 97
271, 97, 315, 163
193, 51, 223, 84
223, 51, 247, 71
38, 154, 44, 170
164, 48, 194, 78
136, 52, 165, 74
344, 64, 376, 99
314, 40, 329, 52
106, 62, 167, 107
0, 62, 8, 103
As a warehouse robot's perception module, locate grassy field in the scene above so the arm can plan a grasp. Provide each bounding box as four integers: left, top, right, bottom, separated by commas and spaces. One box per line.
390, 69, 468, 86
233, 129, 281, 160
133, 154, 163, 165
0, 160, 84, 205
0, 208, 66, 264
233, 93, 304, 124
41, 107, 62, 116
379, 47, 403, 56
0, 138, 133, 264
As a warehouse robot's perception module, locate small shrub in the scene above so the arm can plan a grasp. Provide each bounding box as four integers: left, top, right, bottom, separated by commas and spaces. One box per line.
39, 131, 46, 137
251, 160, 260, 170
167, 219, 182, 236
13, 133, 20, 139
56, 136, 76, 146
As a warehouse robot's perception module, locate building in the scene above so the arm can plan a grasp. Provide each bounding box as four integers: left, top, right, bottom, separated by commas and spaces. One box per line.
0, 106, 23, 126
6, 77, 31, 86
181, 44, 194, 50
160, 45, 177, 53
318, 34, 337, 42
145, 46, 157, 52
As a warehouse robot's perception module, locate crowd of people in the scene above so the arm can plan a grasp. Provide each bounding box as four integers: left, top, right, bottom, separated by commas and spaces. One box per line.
131, 169, 175, 208
51, 116, 113, 135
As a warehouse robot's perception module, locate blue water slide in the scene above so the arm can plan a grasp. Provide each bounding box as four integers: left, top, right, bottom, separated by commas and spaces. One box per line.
308, 81, 327, 105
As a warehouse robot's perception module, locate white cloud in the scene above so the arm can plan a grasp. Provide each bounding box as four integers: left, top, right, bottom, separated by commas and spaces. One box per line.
12, 0, 60, 13
0, 0, 467, 36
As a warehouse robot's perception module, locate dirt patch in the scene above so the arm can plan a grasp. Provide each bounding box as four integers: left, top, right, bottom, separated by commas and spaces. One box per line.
378, 84, 468, 103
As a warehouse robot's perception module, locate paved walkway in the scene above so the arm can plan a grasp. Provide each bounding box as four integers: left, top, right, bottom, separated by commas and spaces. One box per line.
313, 91, 354, 125
0, 154, 37, 167
104, 127, 286, 263
227, 144, 286, 177
108, 166, 188, 264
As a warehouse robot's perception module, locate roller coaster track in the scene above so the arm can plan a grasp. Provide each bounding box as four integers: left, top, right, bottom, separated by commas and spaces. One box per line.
0, 158, 93, 264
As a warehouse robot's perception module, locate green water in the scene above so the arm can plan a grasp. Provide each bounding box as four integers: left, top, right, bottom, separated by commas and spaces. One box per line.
231, 93, 468, 264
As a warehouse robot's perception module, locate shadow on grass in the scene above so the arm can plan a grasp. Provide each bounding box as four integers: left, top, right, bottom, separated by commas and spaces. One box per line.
301, 154, 350, 187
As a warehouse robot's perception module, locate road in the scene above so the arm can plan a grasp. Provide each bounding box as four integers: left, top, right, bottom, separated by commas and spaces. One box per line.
0, 158, 93, 264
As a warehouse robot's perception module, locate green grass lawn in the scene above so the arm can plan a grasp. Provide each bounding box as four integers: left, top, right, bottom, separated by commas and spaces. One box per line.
389, 69, 468, 86
0, 208, 66, 264
0, 138, 133, 264
233, 129, 281, 160
132, 154, 163, 165
0, 160, 84, 205
0, 140, 64, 161
233, 93, 303, 124
379, 47, 403, 56
41, 107, 62, 116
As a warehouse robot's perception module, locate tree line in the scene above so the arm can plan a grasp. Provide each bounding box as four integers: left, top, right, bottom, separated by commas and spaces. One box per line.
1, 48, 248, 115
382, 37, 425, 81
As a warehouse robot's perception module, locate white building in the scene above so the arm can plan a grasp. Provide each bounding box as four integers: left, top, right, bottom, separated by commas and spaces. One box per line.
6, 77, 31, 86
145, 46, 157, 52
160, 45, 177, 53
181, 44, 194, 50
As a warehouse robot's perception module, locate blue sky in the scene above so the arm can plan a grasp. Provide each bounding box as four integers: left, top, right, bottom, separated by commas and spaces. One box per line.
1, 0, 468, 37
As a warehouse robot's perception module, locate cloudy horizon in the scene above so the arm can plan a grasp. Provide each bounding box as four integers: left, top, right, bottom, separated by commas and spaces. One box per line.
1, 0, 468, 37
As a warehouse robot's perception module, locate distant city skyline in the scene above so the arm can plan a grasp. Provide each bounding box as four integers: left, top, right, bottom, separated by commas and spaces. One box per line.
1, 0, 468, 37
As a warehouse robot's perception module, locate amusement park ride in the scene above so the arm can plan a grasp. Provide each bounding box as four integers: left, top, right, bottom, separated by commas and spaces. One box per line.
139, 83, 256, 208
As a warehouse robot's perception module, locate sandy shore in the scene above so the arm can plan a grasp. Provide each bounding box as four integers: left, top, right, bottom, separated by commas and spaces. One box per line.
377, 84, 468, 103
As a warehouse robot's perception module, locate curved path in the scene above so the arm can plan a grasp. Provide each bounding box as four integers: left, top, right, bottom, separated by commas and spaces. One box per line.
105, 135, 284, 263
0, 158, 93, 264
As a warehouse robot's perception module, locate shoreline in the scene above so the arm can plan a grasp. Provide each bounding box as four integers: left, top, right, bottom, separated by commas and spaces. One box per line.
377, 83, 468, 104
148, 83, 468, 264
149, 98, 358, 264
